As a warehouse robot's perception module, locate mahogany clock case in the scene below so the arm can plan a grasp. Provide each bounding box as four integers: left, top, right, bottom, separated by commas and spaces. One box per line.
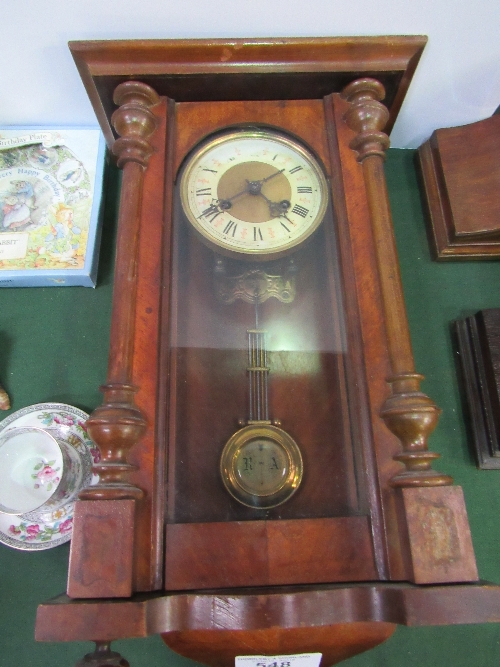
61, 35, 484, 594
64, 37, 436, 595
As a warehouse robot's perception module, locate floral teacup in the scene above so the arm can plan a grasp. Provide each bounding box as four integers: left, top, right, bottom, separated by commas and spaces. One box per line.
0, 427, 82, 517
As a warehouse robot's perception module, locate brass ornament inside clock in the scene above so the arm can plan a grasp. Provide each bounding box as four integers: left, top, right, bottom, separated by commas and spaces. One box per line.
220, 423, 303, 509
219, 323, 304, 509
180, 128, 328, 259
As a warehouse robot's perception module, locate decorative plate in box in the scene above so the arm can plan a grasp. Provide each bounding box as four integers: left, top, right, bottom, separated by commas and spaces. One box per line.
0, 128, 106, 287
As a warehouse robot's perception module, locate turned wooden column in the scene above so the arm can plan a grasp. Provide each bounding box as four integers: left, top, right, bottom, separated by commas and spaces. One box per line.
82, 80, 160, 500
342, 78, 451, 488
67, 81, 160, 598
342, 79, 478, 584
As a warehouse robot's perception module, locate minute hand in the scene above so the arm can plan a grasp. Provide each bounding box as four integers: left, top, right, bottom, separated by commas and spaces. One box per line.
261, 168, 285, 183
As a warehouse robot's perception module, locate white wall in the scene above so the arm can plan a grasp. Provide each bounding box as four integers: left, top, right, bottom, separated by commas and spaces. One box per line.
2, 0, 499, 148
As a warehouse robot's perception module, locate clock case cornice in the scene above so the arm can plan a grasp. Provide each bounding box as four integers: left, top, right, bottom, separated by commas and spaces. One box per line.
69, 36, 426, 148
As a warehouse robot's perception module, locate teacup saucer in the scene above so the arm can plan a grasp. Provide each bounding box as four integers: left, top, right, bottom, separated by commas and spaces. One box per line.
0, 403, 99, 550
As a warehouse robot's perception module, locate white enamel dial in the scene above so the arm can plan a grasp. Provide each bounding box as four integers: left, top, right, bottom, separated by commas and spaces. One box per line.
179, 129, 328, 259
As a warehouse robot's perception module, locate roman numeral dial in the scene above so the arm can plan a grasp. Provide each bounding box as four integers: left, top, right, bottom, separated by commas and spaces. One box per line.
180, 128, 328, 259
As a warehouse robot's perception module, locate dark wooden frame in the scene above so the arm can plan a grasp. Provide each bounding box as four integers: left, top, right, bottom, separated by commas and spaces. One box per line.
34, 37, 500, 667
418, 114, 500, 259
455, 309, 500, 468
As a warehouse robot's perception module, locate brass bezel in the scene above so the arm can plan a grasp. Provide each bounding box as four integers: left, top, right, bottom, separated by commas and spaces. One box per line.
179, 128, 328, 261
220, 423, 303, 509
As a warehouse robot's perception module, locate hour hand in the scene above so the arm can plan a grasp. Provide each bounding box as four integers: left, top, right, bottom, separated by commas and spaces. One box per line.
259, 193, 291, 219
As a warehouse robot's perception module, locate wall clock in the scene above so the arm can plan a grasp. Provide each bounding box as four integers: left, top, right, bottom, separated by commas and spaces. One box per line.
34, 37, 500, 667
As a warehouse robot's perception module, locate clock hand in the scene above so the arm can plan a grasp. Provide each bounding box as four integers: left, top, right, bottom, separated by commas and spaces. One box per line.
257, 191, 292, 219
199, 168, 287, 216
198, 200, 222, 220
199, 179, 252, 219
220, 168, 287, 209
281, 212, 295, 227
246, 168, 286, 197
217, 186, 249, 210
261, 168, 285, 183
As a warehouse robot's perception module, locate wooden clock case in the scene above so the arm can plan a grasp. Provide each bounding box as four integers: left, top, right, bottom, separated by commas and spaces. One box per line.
35, 37, 500, 667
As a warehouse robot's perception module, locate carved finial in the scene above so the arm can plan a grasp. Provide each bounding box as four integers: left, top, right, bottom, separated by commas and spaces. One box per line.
82, 383, 145, 500
111, 81, 160, 168
80, 81, 161, 501
381, 373, 453, 487
342, 78, 390, 161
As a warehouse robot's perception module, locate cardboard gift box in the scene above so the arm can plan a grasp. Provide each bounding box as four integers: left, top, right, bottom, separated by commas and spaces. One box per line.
0, 128, 106, 287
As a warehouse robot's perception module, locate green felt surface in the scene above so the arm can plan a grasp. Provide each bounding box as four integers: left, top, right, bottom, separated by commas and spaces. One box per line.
2, 151, 500, 666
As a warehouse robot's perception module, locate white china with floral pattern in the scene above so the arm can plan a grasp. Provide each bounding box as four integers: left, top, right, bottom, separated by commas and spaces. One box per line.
0, 403, 99, 550
0, 426, 84, 515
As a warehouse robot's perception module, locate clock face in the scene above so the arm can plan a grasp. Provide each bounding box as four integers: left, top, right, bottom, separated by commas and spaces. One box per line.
220, 424, 303, 509
179, 129, 328, 259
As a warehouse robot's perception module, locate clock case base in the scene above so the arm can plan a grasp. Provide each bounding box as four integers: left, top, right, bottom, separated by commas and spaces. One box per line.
36, 37, 500, 666
36, 583, 500, 666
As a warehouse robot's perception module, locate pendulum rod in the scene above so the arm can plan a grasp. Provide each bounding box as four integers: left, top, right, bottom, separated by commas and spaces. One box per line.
247, 302, 270, 423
